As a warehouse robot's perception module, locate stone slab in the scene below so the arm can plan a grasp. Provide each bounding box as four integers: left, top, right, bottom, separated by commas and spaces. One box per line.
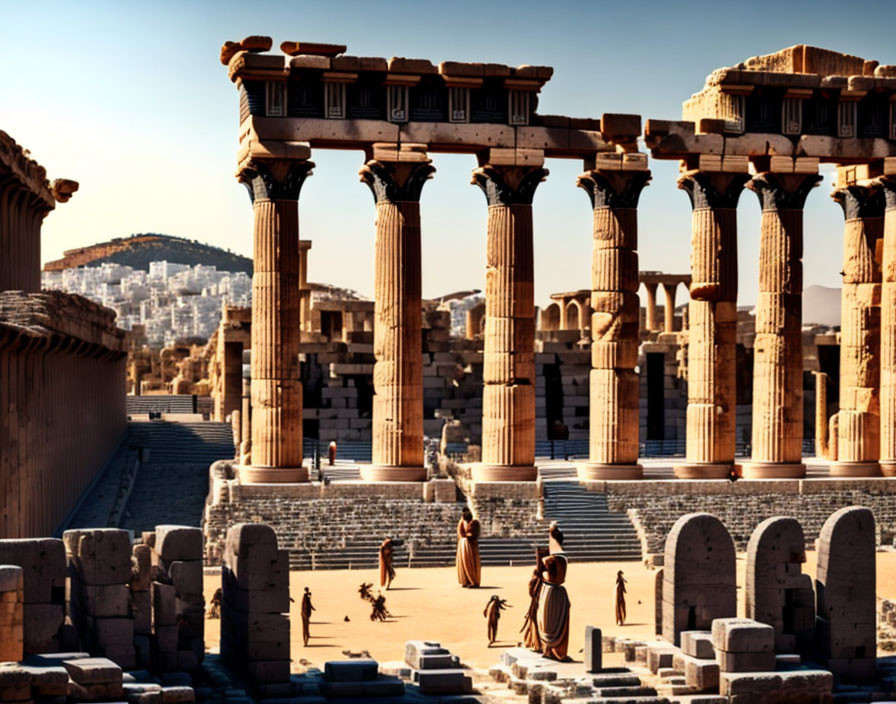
711, 618, 774, 653
681, 630, 714, 659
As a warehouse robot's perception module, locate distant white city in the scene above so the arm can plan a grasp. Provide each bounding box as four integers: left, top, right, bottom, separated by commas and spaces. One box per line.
42, 261, 251, 347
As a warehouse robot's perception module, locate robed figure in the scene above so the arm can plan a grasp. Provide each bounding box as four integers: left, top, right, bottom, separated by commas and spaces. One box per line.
456, 507, 481, 587
300, 587, 315, 646
615, 570, 627, 625
379, 537, 396, 589
484, 595, 510, 645
521, 545, 548, 651
537, 522, 570, 661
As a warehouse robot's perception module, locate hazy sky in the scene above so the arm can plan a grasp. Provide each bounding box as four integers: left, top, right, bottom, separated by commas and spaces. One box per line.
3, 0, 896, 305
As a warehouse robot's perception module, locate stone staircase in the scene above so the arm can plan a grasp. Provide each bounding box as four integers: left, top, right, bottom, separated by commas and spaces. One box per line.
126, 394, 196, 414
126, 421, 234, 465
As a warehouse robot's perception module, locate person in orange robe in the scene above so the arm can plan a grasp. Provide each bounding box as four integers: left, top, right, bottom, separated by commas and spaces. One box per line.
538, 522, 570, 661
379, 537, 396, 590
456, 507, 481, 587
521, 546, 548, 651
615, 570, 627, 625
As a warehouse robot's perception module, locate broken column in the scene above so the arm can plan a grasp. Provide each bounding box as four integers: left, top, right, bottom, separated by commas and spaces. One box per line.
674, 170, 750, 478
745, 517, 815, 652
878, 175, 896, 476
238, 153, 313, 482
0, 565, 24, 662
576, 168, 650, 480
63, 528, 135, 669
471, 149, 547, 482
221, 523, 290, 694
832, 183, 884, 477
742, 171, 821, 479
359, 143, 434, 481
663, 513, 736, 646
816, 506, 876, 681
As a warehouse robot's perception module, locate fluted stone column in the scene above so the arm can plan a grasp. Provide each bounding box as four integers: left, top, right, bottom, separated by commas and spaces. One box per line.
576, 169, 650, 480
832, 184, 884, 477
359, 147, 434, 481
815, 371, 830, 459
675, 171, 750, 478
471, 154, 547, 482
742, 172, 821, 479
663, 283, 677, 333
644, 282, 659, 332
238, 157, 313, 483
879, 178, 896, 477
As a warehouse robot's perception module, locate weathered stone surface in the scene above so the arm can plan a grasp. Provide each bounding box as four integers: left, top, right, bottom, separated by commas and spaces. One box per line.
63, 529, 131, 586
154, 526, 203, 562
0, 539, 65, 604
681, 630, 714, 659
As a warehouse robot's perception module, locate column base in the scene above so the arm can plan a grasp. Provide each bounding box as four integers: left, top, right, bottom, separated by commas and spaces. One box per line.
829, 461, 882, 477
360, 465, 426, 482
880, 461, 896, 477
576, 462, 642, 480
469, 463, 538, 482
672, 462, 736, 480
740, 461, 806, 479
239, 464, 309, 484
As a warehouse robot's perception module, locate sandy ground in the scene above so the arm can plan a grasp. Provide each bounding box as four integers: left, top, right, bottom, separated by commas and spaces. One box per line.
203, 552, 896, 672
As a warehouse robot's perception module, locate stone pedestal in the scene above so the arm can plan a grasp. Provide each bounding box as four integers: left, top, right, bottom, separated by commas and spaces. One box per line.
471, 152, 547, 482
238, 157, 313, 483
741, 173, 820, 480
359, 145, 434, 482
575, 169, 650, 481
831, 184, 884, 478
879, 177, 896, 477
674, 171, 749, 479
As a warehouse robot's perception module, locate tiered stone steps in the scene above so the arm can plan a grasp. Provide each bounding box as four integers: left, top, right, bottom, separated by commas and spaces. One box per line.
126, 421, 234, 465
126, 394, 196, 414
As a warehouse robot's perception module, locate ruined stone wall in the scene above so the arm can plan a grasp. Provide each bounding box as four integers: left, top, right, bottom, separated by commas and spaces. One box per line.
0, 291, 127, 537
600, 479, 896, 558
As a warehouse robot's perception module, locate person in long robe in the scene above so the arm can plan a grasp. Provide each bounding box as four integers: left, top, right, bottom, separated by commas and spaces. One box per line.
537, 522, 570, 661
301, 587, 315, 646
379, 537, 396, 590
521, 546, 548, 651
615, 570, 627, 625
484, 595, 510, 645
456, 507, 481, 587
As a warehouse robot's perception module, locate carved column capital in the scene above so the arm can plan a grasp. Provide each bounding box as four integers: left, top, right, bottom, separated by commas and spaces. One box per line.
832, 183, 885, 220
748, 172, 822, 211
577, 169, 650, 209
238, 159, 315, 203
678, 171, 750, 210
471, 164, 549, 206
359, 158, 435, 204
875, 176, 896, 210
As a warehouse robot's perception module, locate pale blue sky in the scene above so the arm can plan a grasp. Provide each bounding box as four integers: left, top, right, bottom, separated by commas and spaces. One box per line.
3, 0, 895, 304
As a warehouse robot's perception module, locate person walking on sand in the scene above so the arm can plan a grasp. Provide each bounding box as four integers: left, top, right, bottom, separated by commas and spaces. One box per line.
301, 587, 315, 646
615, 570, 627, 625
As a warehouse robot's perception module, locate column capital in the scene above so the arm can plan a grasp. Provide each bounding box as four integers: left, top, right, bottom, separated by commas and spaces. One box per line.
832, 183, 885, 220
678, 171, 750, 210
577, 169, 651, 209
238, 158, 314, 203
359, 158, 435, 204
874, 176, 896, 209
471, 164, 548, 206
748, 172, 822, 211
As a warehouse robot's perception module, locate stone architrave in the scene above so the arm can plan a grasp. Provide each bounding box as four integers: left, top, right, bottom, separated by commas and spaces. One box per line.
742, 173, 821, 479
359, 144, 435, 482
238, 155, 314, 483
878, 177, 896, 477
576, 169, 650, 480
745, 517, 815, 653
662, 513, 736, 646
674, 172, 750, 479
815, 506, 876, 682
831, 185, 884, 477
469, 151, 547, 482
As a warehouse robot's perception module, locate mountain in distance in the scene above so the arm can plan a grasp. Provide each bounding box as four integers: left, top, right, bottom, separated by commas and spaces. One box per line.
803, 284, 840, 327
43, 233, 252, 275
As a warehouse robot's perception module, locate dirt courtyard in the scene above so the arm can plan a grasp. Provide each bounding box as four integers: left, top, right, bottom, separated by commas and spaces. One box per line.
203, 551, 896, 671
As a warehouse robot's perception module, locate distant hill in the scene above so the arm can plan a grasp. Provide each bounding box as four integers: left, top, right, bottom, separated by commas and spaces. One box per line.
43, 234, 252, 274
803, 284, 841, 327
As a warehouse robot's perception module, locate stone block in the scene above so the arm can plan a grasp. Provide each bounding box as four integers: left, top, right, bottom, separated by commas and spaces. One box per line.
405, 640, 450, 669
89, 616, 134, 647
585, 625, 602, 673
712, 618, 775, 653
221, 582, 289, 614
413, 668, 472, 694
647, 646, 675, 674
155, 527, 203, 562
72, 582, 131, 618
681, 630, 714, 659
62, 656, 122, 685
0, 539, 66, 604
152, 582, 177, 626
63, 529, 132, 586
161, 685, 195, 703
131, 544, 152, 591
324, 660, 378, 682
133, 590, 152, 634
720, 669, 832, 700
716, 650, 776, 673
22, 603, 62, 653
168, 561, 203, 596
673, 651, 720, 691
246, 660, 290, 684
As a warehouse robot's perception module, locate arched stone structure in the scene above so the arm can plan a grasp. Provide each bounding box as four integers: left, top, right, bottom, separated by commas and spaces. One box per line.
541, 302, 561, 331
565, 298, 583, 331
465, 301, 486, 339
662, 512, 736, 646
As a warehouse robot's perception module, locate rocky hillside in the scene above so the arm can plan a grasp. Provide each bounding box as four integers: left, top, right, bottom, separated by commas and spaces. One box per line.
43, 234, 252, 274
803, 284, 841, 327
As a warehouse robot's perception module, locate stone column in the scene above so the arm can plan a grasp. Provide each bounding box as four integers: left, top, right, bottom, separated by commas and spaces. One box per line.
576, 169, 650, 481
814, 371, 830, 459
238, 156, 313, 482
674, 171, 750, 478
644, 282, 659, 332
299, 240, 312, 332
742, 172, 821, 479
878, 177, 896, 476
359, 144, 434, 481
832, 183, 884, 477
663, 282, 677, 333
471, 150, 547, 482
